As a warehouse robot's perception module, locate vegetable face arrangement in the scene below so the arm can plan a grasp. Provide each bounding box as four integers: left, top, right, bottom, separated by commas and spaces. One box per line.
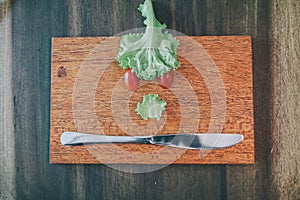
116, 0, 180, 120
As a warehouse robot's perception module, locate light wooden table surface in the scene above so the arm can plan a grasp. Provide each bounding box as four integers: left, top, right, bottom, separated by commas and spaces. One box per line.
0, 0, 299, 199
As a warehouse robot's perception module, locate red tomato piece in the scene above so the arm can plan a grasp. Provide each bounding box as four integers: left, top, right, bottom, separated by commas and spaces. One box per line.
157, 70, 174, 89
124, 69, 139, 91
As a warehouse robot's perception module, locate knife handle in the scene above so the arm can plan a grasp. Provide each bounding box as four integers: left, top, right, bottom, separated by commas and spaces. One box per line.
61, 132, 150, 146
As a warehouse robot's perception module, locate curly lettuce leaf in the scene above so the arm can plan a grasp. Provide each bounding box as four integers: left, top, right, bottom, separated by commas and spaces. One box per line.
135, 94, 166, 120
116, 0, 180, 80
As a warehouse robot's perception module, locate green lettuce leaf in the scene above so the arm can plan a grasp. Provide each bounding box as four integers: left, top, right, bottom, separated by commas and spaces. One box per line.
135, 94, 167, 120
116, 0, 180, 80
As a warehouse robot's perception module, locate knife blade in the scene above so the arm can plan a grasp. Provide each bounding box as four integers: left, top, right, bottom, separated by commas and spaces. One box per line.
61, 132, 243, 150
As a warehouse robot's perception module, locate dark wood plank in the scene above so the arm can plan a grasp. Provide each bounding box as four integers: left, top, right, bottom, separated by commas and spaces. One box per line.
9, 0, 75, 199
0, 1, 16, 199
269, 0, 300, 199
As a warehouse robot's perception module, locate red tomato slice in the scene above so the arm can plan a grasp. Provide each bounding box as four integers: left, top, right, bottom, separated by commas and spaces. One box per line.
157, 70, 174, 89
124, 69, 139, 91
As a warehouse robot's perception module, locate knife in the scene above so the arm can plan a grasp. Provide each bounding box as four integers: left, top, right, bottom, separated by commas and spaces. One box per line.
61, 132, 243, 150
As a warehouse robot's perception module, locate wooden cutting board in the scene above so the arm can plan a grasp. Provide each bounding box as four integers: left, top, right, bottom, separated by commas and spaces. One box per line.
50, 36, 254, 164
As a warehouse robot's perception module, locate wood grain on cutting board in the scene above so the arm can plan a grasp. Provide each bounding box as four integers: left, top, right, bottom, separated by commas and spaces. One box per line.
50, 36, 254, 164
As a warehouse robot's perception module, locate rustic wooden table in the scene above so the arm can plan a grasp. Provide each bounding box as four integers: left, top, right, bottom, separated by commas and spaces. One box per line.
0, 0, 299, 199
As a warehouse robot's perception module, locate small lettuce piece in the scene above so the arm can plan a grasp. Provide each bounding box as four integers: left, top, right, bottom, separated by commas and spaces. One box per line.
116, 0, 180, 80
135, 94, 167, 120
